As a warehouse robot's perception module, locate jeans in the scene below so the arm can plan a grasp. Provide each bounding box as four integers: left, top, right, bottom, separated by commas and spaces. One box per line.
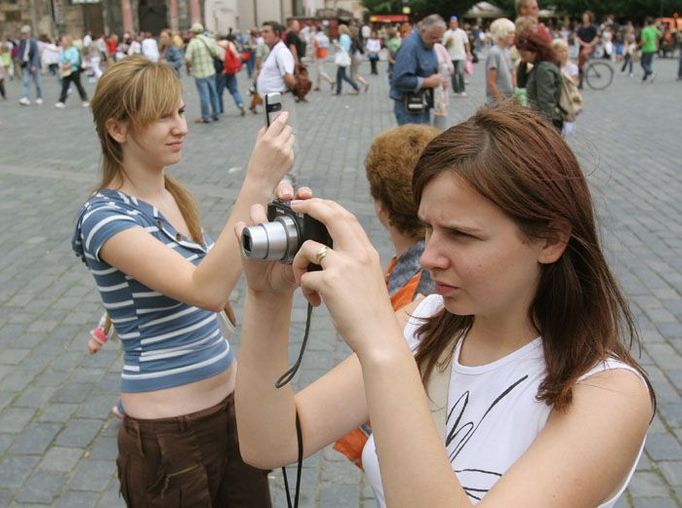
22, 66, 42, 100
451, 59, 465, 93
641, 52, 654, 80
195, 75, 220, 121
216, 73, 244, 113
678, 50, 682, 78
246, 51, 256, 79
336, 66, 359, 94
58, 70, 87, 103
393, 99, 430, 126
368, 53, 379, 74
621, 54, 633, 74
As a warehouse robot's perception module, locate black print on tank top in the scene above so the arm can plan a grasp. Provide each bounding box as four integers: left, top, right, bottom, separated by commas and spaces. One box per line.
446, 374, 528, 501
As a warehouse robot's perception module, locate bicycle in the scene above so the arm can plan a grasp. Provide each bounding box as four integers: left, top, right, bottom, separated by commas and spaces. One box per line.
583, 59, 614, 90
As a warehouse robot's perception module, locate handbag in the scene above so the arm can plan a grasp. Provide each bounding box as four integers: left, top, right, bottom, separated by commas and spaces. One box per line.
403, 89, 433, 114
334, 48, 351, 67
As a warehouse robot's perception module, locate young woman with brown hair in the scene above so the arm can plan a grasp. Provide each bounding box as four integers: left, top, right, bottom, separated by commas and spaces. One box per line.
234, 101, 654, 508
72, 55, 298, 507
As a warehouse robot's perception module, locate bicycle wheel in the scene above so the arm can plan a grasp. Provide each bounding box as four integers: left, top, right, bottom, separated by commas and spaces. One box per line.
585, 61, 614, 91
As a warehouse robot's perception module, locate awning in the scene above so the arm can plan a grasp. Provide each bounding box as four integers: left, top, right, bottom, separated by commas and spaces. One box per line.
370, 15, 409, 23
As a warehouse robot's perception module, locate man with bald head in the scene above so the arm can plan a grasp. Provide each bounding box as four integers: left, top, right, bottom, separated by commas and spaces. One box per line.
515, 0, 552, 42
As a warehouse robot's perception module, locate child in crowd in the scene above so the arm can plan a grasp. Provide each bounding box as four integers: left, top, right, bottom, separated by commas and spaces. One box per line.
485, 18, 516, 105
553, 38, 580, 137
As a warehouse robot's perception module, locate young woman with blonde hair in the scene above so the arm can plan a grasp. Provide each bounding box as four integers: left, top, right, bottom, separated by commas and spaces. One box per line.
72, 55, 298, 507
235, 101, 654, 507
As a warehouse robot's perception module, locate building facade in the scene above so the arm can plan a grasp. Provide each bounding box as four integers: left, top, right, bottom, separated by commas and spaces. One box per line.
0, 0, 365, 40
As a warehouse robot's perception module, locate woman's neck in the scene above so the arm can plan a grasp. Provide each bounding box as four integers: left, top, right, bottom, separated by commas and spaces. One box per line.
459, 310, 539, 366
114, 159, 166, 203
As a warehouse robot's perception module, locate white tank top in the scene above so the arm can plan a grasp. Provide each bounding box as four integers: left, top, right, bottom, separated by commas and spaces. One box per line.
362, 295, 646, 507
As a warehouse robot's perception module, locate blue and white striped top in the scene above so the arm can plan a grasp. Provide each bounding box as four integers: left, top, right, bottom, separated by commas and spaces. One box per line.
72, 189, 235, 393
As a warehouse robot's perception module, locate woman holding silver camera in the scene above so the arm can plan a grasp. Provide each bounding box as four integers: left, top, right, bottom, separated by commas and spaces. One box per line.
72, 55, 301, 507
235, 102, 653, 507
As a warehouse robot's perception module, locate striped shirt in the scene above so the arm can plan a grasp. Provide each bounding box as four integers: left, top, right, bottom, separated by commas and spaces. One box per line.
185, 34, 218, 79
72, 189, 234, 393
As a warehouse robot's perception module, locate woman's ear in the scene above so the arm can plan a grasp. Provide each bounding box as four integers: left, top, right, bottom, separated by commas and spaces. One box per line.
105, 118, 128, 144
538, 221, 572, 265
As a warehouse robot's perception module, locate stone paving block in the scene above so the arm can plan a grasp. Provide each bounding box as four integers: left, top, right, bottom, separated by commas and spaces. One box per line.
0, 455, 41, 488
37, 403, 79, 423
646, 433, 682, 462
319, 485, 359, 508
86, 436, 118, 461
628, 471, 671, 498
0, 391, 18, 413
94, 479, 124, 508
0, 349, 31, 366
14, 470, 66, 504
38, 446, 84, 473
69, 459, 116, 492
55, 419, 102, 448
50, 383, 92, 404
13, 386, 57, 409
53, 490, 100, 508
8, 422, 62, 455
630, 498, 679, 508
658, 461, 682, 487
0, 489, 12, 507
0, 407, 36, 434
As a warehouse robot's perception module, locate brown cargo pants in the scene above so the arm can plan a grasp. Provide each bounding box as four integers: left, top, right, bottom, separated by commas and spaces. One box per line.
116, 392, 271, 507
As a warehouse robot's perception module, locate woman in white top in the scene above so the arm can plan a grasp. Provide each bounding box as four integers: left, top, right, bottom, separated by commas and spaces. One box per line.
234, 101, 654, 507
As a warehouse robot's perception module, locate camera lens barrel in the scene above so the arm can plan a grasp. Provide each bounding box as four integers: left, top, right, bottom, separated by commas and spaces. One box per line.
241, 215, 300, 262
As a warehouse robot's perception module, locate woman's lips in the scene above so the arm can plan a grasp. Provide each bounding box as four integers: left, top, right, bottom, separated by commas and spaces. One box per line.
434, 281, 458, 295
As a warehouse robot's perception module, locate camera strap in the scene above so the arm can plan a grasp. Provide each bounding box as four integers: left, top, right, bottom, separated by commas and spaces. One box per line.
276, 302, 314, 508
282, 410, 303, 508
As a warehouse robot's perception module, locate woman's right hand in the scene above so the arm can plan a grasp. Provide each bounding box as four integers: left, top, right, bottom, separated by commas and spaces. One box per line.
235, 187, 313, 296
245, 112, 294, 188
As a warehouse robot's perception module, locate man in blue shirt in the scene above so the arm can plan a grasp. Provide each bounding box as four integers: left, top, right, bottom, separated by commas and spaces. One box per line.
390, 15, 446, 125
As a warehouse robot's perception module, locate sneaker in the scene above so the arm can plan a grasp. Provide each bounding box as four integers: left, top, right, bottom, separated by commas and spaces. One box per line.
81, 101, 90, 107
35, 98, 43, 105
649, 73, 656, 83
239, 105, 246, 117
460, 92, 467, 97
54, 102, 66, 108
19, 97, 30, 106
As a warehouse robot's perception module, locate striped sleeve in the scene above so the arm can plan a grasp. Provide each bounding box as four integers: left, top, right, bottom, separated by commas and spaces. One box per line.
79, 204, 142, 262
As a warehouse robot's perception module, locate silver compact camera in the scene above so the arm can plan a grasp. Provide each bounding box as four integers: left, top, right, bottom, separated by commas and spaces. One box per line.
241, 200, 332, 265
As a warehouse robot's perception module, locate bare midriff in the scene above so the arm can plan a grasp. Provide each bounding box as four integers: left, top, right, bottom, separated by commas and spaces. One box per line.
121, 361, 237, 419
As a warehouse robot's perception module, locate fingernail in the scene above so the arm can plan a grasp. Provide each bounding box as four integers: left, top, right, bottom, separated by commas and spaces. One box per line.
290, 200, 302, 205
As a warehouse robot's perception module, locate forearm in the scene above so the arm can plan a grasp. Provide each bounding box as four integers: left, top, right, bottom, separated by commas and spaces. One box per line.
359, 335, 471, 507
193, 177, 275, 308
235, 290, 298, 468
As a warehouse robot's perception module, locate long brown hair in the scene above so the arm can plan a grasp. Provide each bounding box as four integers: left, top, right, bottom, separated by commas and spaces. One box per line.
412, 101, 655, 412
515, 29, 558, 63
89, 56, 202, 242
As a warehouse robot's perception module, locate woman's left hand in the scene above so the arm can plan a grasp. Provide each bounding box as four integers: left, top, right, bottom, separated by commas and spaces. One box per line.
290, 199, 399, 356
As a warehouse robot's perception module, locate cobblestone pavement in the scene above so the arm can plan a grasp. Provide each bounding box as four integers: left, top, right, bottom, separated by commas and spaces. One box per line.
0, 56, 680, 508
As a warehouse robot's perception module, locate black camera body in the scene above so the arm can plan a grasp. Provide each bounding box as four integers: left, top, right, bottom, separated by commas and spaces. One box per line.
241, 200, 332, 266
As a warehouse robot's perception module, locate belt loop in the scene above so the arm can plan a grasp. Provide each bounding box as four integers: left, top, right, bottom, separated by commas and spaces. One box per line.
128, 419, 145, 457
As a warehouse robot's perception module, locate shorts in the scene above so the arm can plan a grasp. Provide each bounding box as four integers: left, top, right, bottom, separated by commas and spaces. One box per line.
116, 392, 271, 507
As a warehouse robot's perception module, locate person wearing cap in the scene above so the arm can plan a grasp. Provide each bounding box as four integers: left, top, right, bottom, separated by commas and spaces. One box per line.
442, 15, 470, 97
18, 25, 43, 106
184, 23, 221, 124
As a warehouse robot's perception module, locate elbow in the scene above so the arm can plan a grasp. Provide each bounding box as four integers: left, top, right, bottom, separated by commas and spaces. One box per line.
239, 446, 278, 470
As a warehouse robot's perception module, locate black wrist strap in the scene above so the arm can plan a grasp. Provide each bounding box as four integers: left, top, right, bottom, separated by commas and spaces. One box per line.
275, 303, 313, 388
282, 410, 303, 508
